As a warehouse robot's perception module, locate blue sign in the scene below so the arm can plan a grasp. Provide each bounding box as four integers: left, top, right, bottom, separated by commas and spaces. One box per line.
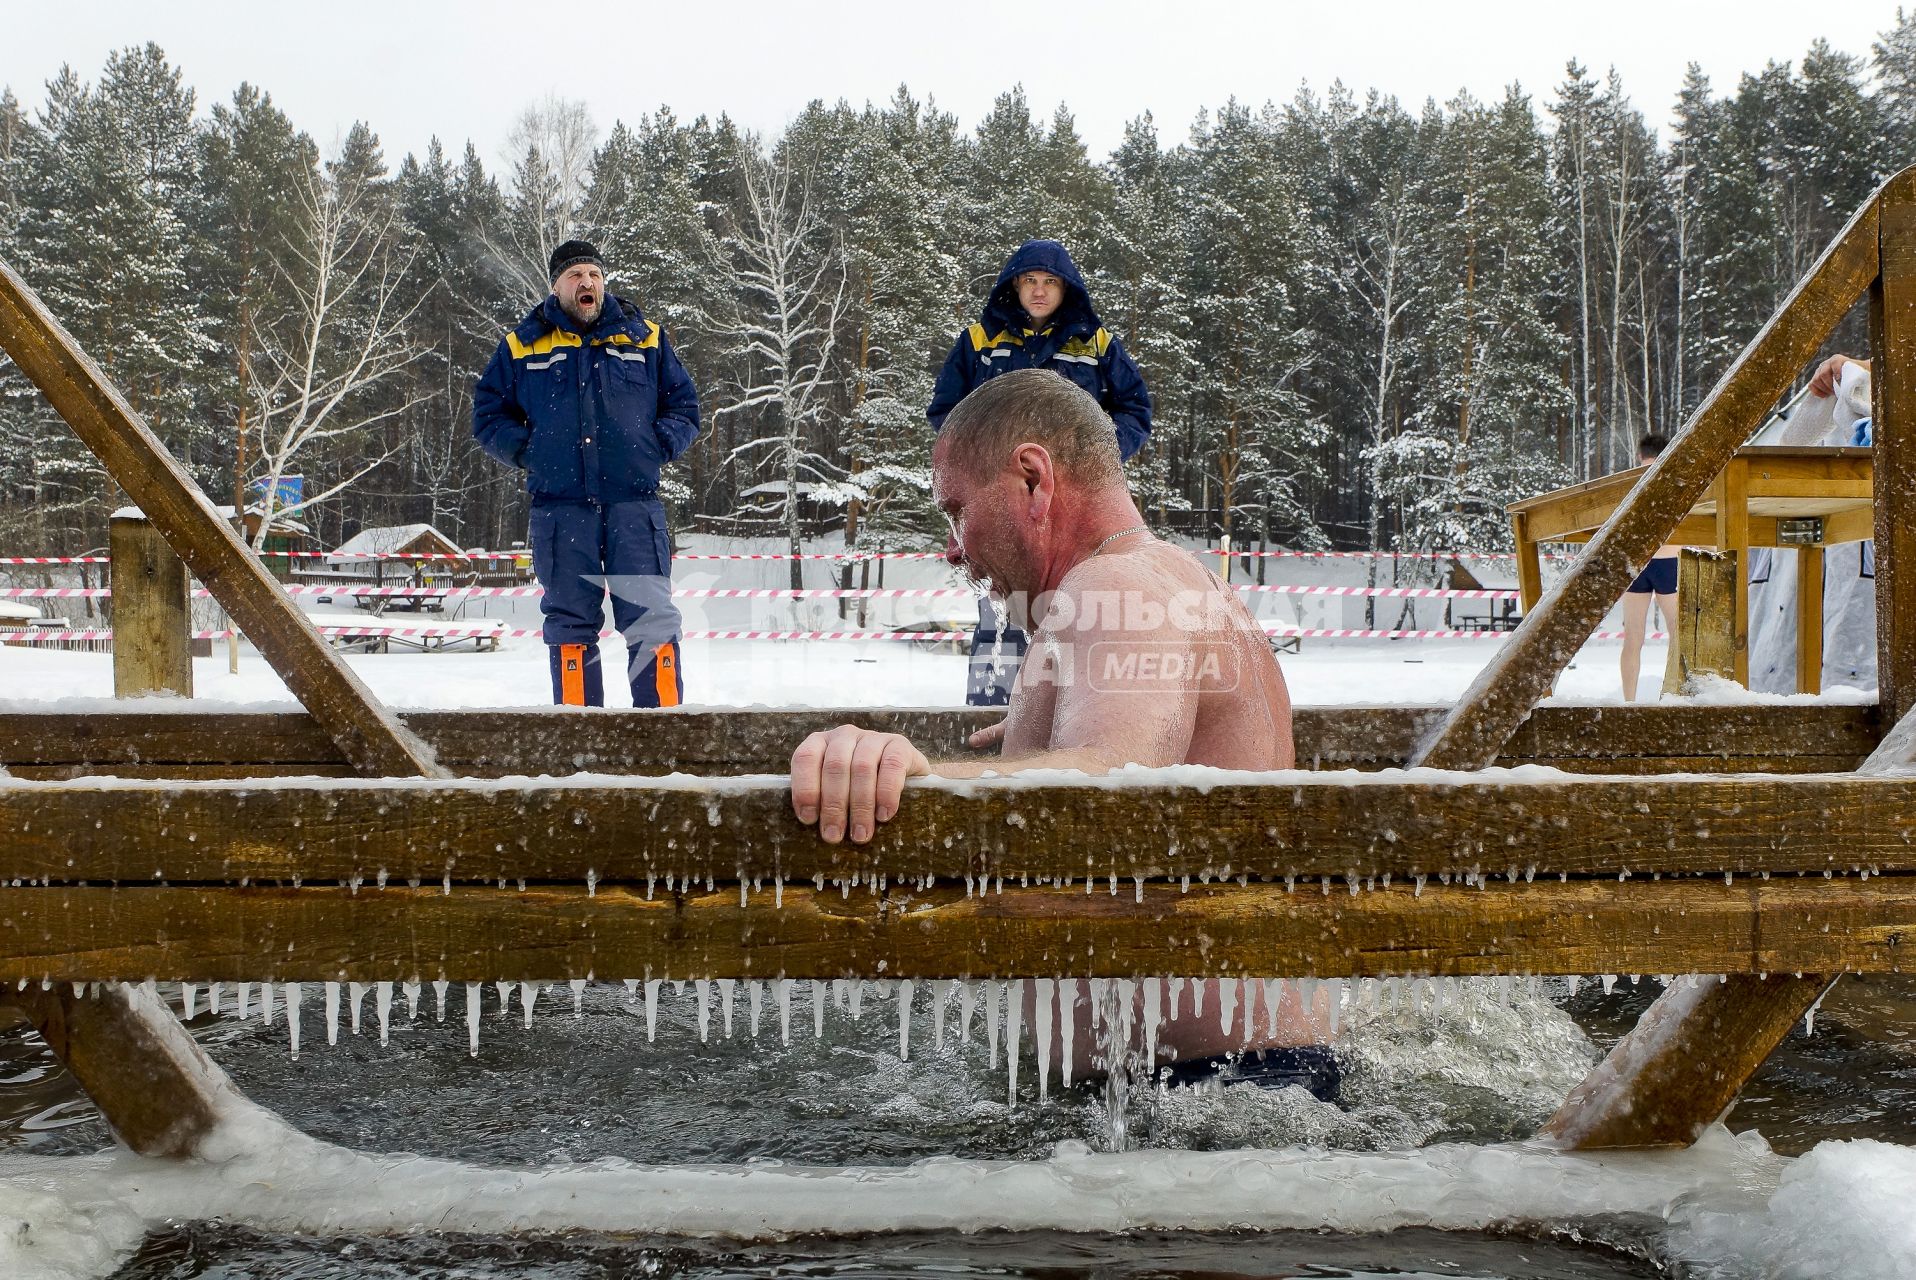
250, 474, 303, 508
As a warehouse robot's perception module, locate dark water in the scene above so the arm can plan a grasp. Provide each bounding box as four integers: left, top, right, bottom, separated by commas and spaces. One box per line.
116, 1224, 1662, 1279
7, 974, 1911, 1278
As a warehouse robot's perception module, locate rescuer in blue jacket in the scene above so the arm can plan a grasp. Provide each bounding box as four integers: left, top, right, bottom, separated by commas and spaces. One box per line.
473, 240, 700, 707
927, 239, 1153, 704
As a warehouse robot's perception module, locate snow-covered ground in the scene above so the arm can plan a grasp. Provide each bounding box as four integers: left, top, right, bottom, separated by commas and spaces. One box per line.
0, 630, 1723, 710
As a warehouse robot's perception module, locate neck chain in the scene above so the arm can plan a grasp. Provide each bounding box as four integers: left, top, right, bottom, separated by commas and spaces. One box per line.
1090, 524, 1151, 557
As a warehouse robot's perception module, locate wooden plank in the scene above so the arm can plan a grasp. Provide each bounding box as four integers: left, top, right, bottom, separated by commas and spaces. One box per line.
0, 981, 238, 1156
1513, 513, 1543, 614
1876, 171, 1916, 726
0, 257, 441, 779
1798, 545, 1825, 695
1542, 975, 1832, 1149
1414, 190, 1883, 770
1714, 457, 1752, 686
0, 704, 1883, 777
109, 515, 193, 698
1663, 549, 1737, 696
0, 881, 1910, 983
9, 772, 1916, 886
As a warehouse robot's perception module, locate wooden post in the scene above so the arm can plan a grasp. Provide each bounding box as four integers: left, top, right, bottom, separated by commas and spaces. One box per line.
1662, 549, 1737, 696
1541, 975, 1831, 1150
1412, 187, 1882, 771
0, 981, 241, 1157
1712, 455, 1751, 687
1874, 171, 1916, 726
110, 514, 192, 699
1512, 512, 1543, 616
0, 256, 442, 779
1797, 545, 1825, 695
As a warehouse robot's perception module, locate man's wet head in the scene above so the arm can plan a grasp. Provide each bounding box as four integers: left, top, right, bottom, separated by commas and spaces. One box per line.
934, 370, 1130, 615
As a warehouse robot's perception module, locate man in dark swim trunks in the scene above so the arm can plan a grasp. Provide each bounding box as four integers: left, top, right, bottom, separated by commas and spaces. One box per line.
1621, 433, 1679, 702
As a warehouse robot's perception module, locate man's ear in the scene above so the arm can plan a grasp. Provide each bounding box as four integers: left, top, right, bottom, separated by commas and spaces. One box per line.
1011, 443, 1056, 518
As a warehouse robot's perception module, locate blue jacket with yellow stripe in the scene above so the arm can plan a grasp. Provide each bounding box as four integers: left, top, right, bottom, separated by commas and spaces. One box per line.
472, 293, 700, 504
926, 239, 1152, 459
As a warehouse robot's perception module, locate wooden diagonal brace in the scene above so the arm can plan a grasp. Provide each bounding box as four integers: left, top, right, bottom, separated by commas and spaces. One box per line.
1540, 975, 1832, 1150
0, 257, 443, 779
1, 981, 246, 1157
1411, 176, 1890, 771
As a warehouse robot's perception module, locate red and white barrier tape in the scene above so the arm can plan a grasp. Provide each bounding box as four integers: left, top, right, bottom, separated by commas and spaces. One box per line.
1, 626, 1665, 645
0, 581, 1525, 603
0, 546, 1578, 566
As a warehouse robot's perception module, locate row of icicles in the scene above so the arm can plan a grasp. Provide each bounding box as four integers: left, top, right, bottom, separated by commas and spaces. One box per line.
33, 972, 1802, 1106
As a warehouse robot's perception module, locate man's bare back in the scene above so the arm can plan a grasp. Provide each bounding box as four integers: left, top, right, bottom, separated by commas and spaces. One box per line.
998, 538, 1293, 769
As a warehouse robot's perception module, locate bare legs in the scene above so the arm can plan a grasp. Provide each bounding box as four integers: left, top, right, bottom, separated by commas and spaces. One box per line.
1620, 590, 1678, 701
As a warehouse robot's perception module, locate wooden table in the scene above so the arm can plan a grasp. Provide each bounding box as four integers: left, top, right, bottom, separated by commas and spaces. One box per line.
1507, 446, 1874, 692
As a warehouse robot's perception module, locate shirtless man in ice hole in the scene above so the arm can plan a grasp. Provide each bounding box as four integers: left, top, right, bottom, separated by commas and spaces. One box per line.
788, 369, 1333, 1072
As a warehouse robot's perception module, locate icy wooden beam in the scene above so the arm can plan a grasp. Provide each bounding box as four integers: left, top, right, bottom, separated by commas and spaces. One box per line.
0, 880, 1909, 983
0, 256, 441, 779
1540, 974, 1833, 1150
1413, 175, 1889, 771
0, 981, 244, 1156
6, 772, 1916, 886
1874, 170, 1916, 725
0, 703, 1884, 780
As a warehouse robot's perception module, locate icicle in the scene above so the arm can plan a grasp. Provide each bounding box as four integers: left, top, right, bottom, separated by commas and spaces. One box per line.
986, 980, 1002, 1067
285, 983, 303, 1059
519, 981, 538, 1029
718, 978, 736, 1037
1142, 978, 1162, 1079
898, 979, 915, 1060
433, 979, 449, 1022
1265, 978, 1284, 1035
958, 980, 977, 1042
748, 980, 763, 1037
1239, 976, 1258, 1045
832, 978, 850, 1012
1116, 978, 1137, 1079
693, 980, 711, 1041
1600, 974, 1617, 995
1033, 978, 1054, 1098
348, 982, 367, 1036
1088, 977, 1107, 1033
237, 981, 252, 1021
376, 982, 393, 1045
1218, 975, 1237, 1037
932, 980, 950, 1049
1567, 975, 1581, 998
178, 982, 195, 1020
325, 982, 342, 1046
644, 979, 661, 1042
208, 982, 222, 1017
568, 978, 585, 1017
1169, 976, 1183, 1021
812, 980, 826, 1039
495, 980, 512, 1018
1326, 978, 1343, 1036
1192, 978, 1206, 1018
1296, 977, 1317, 1029
777, 978, 792, 1044
403, 981, 421, 1020
849, 979, 865, 1021
1005, 978, 1024, 1106
261, 981, 276, 1027
465, 983, 481, 1056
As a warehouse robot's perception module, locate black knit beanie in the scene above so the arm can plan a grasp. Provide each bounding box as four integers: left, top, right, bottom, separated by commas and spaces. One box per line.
548, 239, 603, 283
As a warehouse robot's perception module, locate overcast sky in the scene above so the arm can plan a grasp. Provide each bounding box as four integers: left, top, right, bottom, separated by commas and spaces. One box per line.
5, 1, 1905, 168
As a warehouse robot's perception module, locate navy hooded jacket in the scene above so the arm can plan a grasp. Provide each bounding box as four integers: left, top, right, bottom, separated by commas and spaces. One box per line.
473, 293, 700, 504
926, 239, 1152, 459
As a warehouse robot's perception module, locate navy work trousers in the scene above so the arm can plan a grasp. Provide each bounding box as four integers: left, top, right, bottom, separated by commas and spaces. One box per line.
529, 497, 683, 707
